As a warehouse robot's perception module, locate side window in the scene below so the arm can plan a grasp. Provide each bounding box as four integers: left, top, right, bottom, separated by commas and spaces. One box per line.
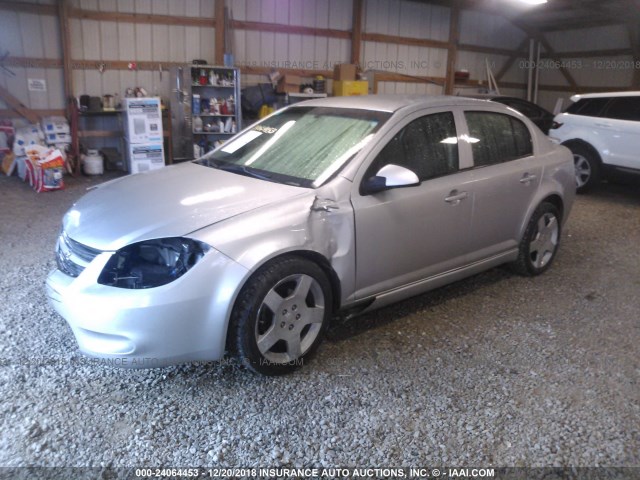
603, 97, 640, 121
465, 111, 533, 167
367, 112, 459, 182
566, 98, 611, 117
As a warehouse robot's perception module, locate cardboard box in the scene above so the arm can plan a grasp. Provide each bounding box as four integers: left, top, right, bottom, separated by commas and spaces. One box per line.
333, 80, 369, 97
333, 63, 357, 81
277, 74, 302, 94
123, 97, 163, 144
45, 132, 71, 145
126, 142, 165, 174
41, 116, 70, 135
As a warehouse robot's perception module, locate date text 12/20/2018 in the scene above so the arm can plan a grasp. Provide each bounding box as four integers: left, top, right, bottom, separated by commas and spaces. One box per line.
519, 59, 640, 70
135, 467, 497, 478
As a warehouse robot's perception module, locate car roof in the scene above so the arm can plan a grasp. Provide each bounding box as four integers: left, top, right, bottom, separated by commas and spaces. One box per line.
570, 91, 640, 101
462, 94, 523, 102
292, 94, 495, 113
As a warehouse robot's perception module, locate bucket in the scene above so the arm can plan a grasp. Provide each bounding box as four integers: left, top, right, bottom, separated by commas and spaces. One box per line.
83, 150, 104, 175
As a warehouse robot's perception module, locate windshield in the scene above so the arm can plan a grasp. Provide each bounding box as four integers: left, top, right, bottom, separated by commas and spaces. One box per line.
196, 106, 390, 188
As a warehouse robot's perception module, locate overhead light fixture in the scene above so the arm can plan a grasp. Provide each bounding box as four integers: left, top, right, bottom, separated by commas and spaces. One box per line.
518, 0, 548, 4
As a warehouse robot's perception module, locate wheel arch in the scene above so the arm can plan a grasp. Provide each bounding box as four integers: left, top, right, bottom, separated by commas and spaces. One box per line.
541, 194, 564, 223
234, 249, 342, 315
517, 191, 566, 243
561, 139, 603, 166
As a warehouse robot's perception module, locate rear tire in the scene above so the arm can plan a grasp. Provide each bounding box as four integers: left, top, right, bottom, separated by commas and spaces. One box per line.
228, 256, 332, 375
567, 142, 601, 193
511, 202, 561, 277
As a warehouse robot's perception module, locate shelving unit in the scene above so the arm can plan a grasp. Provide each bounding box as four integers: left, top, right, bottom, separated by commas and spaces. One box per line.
170, 65, 242, 162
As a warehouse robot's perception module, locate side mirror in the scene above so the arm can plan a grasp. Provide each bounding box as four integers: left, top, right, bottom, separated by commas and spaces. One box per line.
361, 164, 420, 195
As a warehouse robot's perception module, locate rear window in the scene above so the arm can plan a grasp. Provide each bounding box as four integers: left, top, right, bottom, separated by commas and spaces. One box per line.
566, 98, 612, 117
465, 112, 533, 167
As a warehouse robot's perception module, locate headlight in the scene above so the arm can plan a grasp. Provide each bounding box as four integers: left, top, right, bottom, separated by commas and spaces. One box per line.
98, 237, 210, 289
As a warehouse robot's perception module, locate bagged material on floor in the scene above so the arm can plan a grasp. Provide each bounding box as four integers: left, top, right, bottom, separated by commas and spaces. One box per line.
24, 146, 65, 192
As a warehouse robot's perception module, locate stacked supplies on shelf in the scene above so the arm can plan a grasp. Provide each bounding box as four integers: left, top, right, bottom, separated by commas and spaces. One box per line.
41, 116, 71, 151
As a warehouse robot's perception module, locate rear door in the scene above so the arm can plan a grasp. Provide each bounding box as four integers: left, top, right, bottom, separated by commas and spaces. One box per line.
598, 96, 640, 170
351, 109, 475, 299
461, 110, 543, 262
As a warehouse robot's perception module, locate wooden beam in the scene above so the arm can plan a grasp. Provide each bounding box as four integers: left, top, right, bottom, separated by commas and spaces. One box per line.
215, 0, 225, 65
458, 43, 525, 58
540, 18, 625, 32
0, 85, 40, 123
540, 48, 633, 59
240, 65, 334, 79
231, 20, 351, 39
495, 37, 529, 81
361, 32, 449, 50
351, 0, 363, 65
0, 1, 55, 15
58, 0, 73, 107
373, 71, 445, 85
68, 8, 215, 27
445, 5, 461, 95
3, 57, 62, 69
0, 109, 65, 118
3, 57, 203, 72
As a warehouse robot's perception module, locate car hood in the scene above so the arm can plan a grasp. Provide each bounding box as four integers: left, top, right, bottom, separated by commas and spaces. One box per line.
63, 162, 308, 251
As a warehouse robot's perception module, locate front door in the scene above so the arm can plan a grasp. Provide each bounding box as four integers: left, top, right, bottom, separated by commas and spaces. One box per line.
351, 110, 474, 300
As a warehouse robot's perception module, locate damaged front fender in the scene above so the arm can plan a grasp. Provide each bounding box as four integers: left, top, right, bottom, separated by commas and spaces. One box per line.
189, 176, 357, 309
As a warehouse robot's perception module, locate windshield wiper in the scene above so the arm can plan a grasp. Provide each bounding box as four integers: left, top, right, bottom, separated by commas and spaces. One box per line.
215, 162, 273, 181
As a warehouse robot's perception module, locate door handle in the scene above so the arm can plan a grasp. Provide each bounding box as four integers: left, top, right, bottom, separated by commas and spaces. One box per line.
445, 190, 468, 205
594, 122, 612, 128
519, 173, 537, 184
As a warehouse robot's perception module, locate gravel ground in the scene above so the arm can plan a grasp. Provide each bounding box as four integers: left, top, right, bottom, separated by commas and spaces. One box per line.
0, 172, 638, 469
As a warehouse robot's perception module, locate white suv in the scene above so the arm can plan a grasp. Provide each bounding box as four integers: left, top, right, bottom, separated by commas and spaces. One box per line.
549, 91, 640, 192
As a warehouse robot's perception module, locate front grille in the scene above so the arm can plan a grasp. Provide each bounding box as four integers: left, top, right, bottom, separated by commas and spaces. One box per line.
63, 234, 101, 262
56, 247, 84, 277
56, 233, 101, 277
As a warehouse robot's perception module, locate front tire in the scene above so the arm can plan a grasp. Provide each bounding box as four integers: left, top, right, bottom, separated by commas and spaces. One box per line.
511, 202, 561, 276
228, 256, 332, 375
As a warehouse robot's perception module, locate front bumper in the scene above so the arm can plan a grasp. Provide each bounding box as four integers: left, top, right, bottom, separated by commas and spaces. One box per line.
46, 247, 248, 368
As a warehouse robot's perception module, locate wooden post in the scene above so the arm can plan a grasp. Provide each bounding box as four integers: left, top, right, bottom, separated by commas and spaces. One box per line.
628, 24, 640, 88
351, 0, 363, 67
445, 5, 460, 95
215, 0, 225, 65
57, 0, 74, 110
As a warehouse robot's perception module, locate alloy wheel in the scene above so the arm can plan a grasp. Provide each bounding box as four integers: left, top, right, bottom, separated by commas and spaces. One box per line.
529, 213, 559, 269
574, 154, 591, 188
255, 274, 325, 364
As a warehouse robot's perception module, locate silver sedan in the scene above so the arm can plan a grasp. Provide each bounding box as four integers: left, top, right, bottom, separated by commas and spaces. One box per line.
46, 95, 575, 375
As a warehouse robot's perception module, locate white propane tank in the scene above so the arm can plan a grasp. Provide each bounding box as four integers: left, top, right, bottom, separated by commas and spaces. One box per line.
82, 149, 104, 175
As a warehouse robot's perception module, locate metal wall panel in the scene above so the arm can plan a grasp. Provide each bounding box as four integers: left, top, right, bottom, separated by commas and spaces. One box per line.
545, 25, 629, 52
230, 0, 350, 76
1, 0, 636, 114
364, 0, 449, 42
459, 10, 525, 49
